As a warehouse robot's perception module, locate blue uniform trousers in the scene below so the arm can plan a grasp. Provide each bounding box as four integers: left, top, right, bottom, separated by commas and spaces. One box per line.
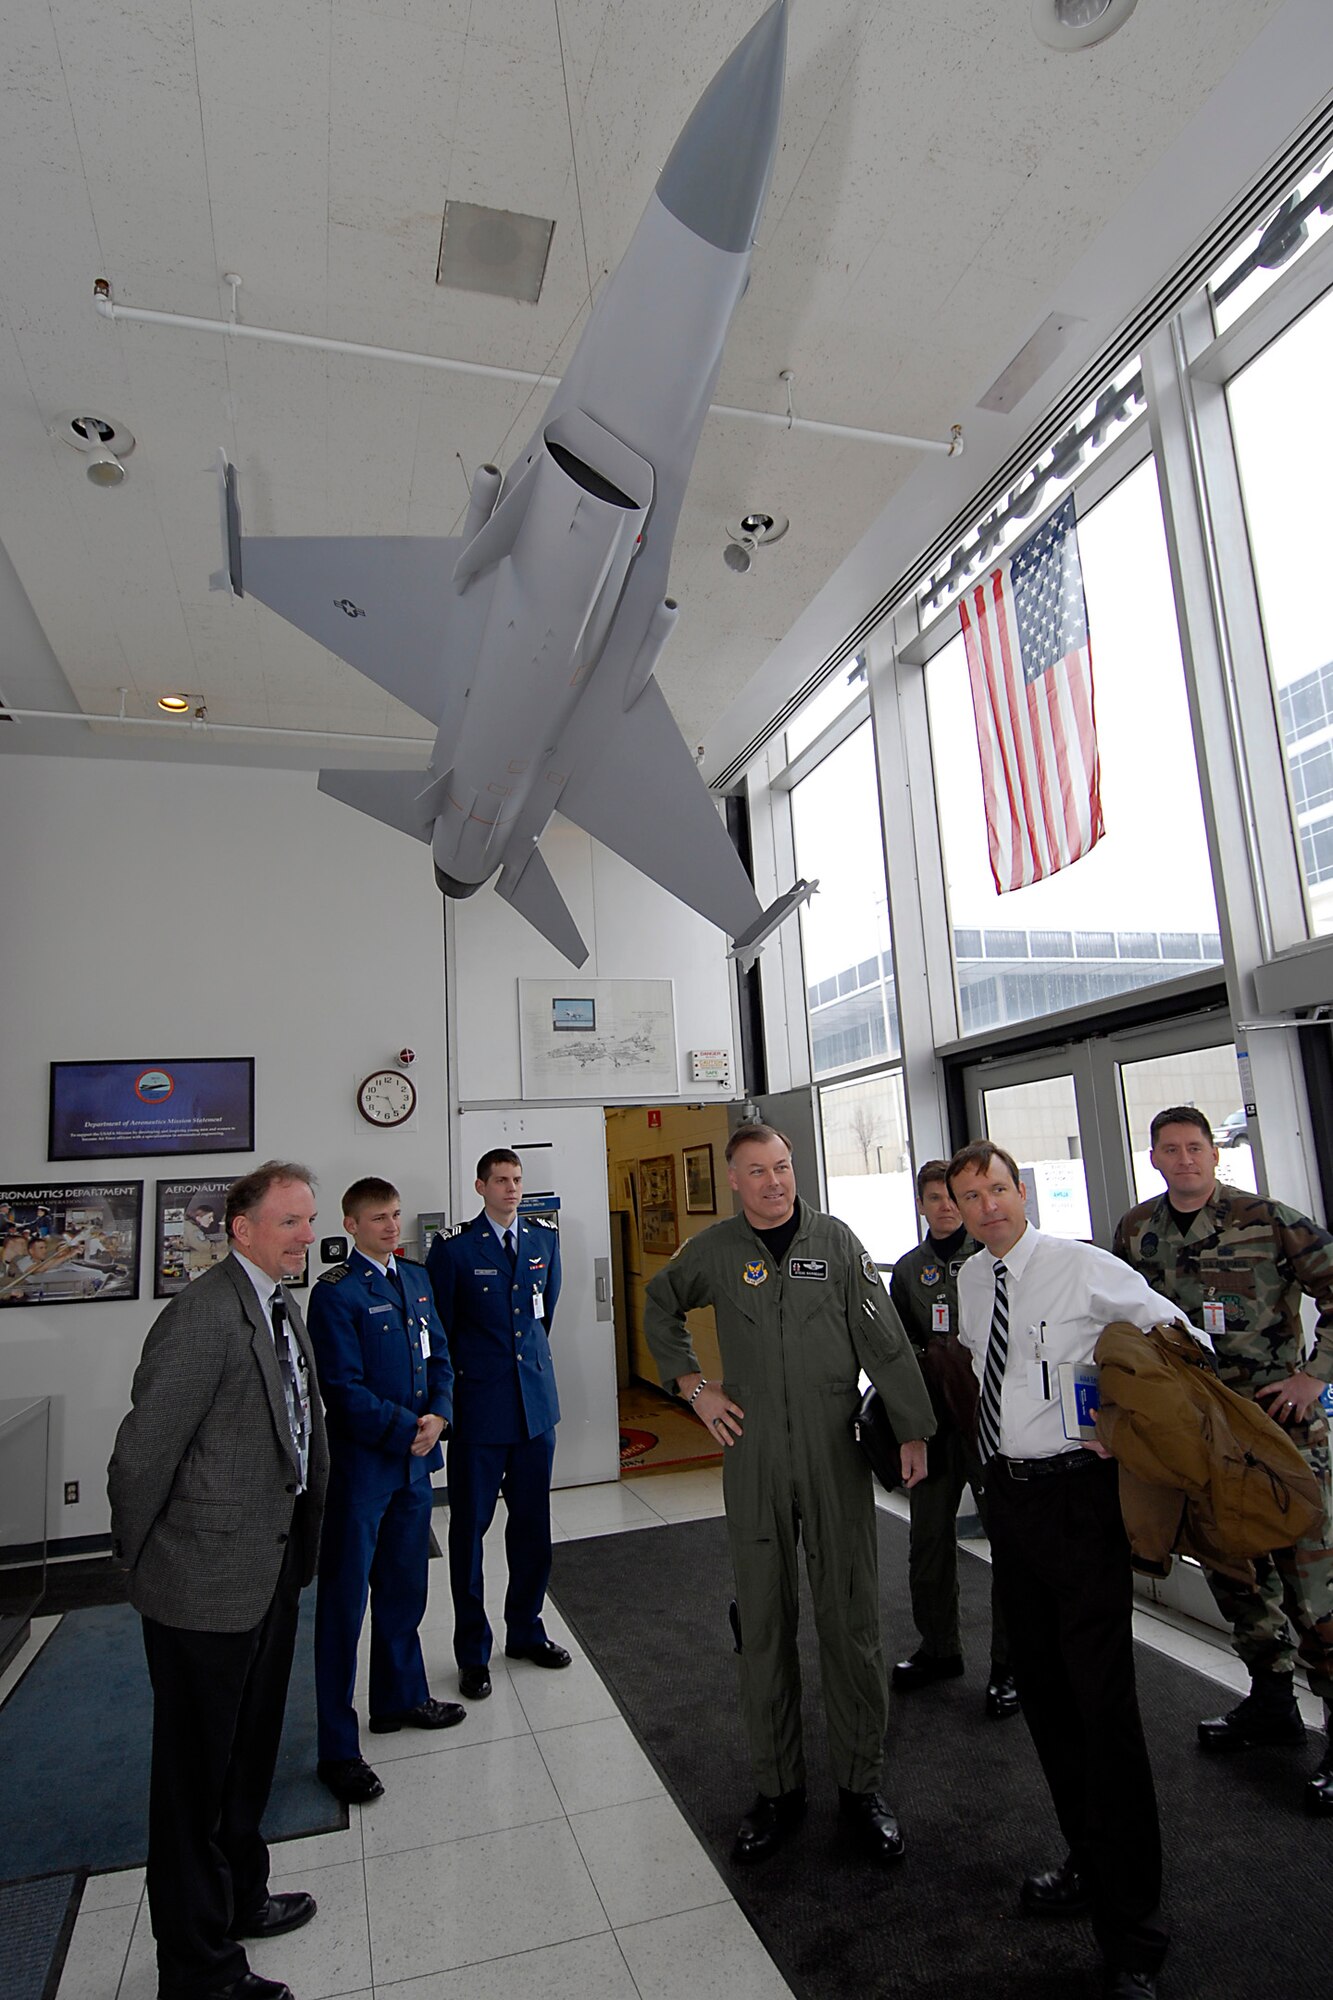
448, 1430, 555, 1666
314, 1473, 432, 1761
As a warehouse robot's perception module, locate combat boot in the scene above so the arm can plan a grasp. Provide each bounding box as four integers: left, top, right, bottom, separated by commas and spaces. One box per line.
1197, 1671, 1307, 1752
1304, 1716, 1333, 1816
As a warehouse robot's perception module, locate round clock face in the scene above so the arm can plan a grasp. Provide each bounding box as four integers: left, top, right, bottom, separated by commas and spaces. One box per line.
356, 1069, 417, 1127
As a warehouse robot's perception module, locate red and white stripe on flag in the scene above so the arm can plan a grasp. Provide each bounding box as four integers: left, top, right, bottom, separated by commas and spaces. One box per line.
958, 495, 1104, 894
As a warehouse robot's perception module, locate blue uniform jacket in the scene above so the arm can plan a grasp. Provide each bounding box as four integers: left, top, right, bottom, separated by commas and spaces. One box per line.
306, 1249, 453, 1494
426, 1214, 561, 1445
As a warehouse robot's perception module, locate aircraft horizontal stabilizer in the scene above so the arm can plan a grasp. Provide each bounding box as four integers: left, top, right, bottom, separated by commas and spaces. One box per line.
240, 532, 476, 724
496, 847, 589, 966
317, 768, 434, 843
729, 878, 817, 969
555, 679, 764, 941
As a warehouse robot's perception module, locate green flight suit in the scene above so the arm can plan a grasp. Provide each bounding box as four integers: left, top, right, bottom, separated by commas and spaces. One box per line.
645, 1202, 935, 1797
889, 1231, 1007, 1668
1114, 1182, 1333, 1701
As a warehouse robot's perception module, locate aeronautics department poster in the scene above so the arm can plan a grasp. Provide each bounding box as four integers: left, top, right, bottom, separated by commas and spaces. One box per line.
153, 1178, 232, 1299
0, 1184, 143, 1306
48, 1058, 255, 1161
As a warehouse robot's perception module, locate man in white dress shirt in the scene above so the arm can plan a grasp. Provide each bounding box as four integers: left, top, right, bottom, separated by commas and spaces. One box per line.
948, 1140, 1195, 2000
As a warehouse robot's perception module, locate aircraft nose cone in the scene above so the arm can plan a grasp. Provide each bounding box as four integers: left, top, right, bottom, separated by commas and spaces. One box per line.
656, 0, 788, 253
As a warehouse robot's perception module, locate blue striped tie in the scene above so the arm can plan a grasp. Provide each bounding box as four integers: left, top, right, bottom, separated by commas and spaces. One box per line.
977, 1260, 1009, 1463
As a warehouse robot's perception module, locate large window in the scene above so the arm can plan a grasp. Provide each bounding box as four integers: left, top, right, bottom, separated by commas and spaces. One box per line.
924, 457, 1221, 1033
1227, 284, 1333, 936
790, 720, 898, 1080
819, 1070, 916, 1264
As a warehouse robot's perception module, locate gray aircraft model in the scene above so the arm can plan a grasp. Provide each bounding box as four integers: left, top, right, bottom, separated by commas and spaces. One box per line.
222, 0, 811, 966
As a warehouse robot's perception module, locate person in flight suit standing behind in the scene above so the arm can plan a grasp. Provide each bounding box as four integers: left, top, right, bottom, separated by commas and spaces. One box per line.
889, 1160, 1016, 1718
426, 1149, 569, 1701
307, 1178, 464, 1807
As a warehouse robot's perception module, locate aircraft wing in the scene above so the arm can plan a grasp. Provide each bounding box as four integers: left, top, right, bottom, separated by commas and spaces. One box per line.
554, 679, 764, 939
241, 534, 481, 724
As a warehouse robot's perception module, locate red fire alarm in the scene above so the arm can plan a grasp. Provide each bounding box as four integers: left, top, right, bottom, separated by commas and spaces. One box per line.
647, 1108, 662, 1128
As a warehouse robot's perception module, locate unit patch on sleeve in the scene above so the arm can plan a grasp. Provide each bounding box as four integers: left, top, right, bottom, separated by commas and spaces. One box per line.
788, 1257, 828, 1280
861, 1252, 879, 1282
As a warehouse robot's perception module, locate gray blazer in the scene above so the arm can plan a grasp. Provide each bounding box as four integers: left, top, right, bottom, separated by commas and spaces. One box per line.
108, 1254, 328, 1632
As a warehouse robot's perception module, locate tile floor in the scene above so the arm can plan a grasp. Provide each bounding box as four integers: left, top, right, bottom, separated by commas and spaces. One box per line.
41, 1466, 1294, 2000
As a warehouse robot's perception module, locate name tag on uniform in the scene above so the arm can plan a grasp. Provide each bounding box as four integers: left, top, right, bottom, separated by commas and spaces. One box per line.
368, 1302, 392, 1315
475, 1267, 498, 1277
789, 1258, 828, 1280
533, 1291, 545, 1318
931, 1302, 950, 1333
1203, 1300, 1227, 1338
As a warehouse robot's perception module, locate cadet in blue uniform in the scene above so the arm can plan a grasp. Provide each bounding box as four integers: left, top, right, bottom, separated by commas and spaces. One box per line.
426, 1149, 569, 1700
307, 1178, 464, 1805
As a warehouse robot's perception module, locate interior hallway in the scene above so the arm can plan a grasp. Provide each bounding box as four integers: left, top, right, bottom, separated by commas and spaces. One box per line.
35, 1465, 1316, 2000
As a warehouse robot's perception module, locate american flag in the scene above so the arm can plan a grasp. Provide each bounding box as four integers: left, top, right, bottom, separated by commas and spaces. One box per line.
958, 494, 1104, 893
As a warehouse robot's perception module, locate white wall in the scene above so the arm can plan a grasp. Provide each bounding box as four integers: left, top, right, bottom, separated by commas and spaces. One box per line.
450, 812, 741, 1116
0, 754, 453, 1549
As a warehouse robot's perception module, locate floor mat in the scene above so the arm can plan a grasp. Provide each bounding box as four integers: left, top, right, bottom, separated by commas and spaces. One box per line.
0, 1871, 84, 2000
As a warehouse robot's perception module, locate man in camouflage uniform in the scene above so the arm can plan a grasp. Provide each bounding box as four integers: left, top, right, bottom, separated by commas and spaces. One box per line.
1113, 1105, 1333, 1814
889, 1160, 1016, 1718
645, 1124, 934, 1869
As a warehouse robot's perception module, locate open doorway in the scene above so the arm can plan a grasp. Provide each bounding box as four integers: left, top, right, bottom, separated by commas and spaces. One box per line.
604, 1102, 733, 1476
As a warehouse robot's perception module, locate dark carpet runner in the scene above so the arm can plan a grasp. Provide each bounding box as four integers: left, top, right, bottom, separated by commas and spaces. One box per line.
550, 1508, 1329, 2000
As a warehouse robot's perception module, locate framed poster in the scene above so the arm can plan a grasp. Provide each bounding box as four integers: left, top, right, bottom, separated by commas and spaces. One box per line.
518, 980, 678, 1101
153, 1178, 232, 1298
639, 1154, 679, 1256
49, 1058, 255, 1162
683, 1143, 717, 1215
0, 1183, 142, 1307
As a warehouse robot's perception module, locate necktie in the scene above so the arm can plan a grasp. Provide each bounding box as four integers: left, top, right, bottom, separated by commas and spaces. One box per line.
503, 1227, 517, 1273
386, 1258, 406, 1308
976, 1261, 1009, 1463
271, 1291, 310, 1490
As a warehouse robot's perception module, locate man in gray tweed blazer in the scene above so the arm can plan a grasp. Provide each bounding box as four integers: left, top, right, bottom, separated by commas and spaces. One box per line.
109, 1162, 329, 2000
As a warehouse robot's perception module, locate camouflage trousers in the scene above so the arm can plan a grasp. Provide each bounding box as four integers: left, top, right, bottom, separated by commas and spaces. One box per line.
1204, 1407, 1333, 1705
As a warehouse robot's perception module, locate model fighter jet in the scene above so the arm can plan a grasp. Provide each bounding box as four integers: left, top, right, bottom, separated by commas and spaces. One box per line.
222, 0, 811, 966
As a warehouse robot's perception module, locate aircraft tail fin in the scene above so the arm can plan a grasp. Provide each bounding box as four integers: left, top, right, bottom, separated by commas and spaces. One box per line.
317, 768, 434, 843
496, 847, 588, 966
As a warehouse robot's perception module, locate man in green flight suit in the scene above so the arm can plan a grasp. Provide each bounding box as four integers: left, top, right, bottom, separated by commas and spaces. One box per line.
889, 1160, 1017, 1719
644, 1123, 934, 1867
1113, 1104, 1333, 1815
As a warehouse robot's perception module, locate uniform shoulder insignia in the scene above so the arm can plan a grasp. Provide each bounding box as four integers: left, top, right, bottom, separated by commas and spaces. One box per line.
860, 1251, 879, 1282
318, 1263, 350, 1284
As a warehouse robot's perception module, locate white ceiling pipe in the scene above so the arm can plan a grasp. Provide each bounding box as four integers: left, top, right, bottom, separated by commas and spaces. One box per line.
91, 281, 963, 456
2, 702, 430, 751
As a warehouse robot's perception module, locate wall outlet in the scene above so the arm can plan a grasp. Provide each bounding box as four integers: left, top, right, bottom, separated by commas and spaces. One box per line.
64, 1480, 79, 1505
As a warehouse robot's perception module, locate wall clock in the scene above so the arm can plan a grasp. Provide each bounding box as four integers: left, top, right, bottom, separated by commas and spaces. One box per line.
356, 1069, 417, 1127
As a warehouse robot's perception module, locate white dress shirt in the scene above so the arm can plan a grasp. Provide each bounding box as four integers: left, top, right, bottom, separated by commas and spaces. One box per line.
957, 1224, 1202, 1461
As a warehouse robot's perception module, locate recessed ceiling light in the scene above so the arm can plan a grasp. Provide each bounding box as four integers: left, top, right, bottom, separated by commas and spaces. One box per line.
157, 694, 191, 713
1031, 0, 1137, 51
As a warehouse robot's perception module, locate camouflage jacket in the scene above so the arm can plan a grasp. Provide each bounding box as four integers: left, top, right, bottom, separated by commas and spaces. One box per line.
1112, 1182, 1333, 1391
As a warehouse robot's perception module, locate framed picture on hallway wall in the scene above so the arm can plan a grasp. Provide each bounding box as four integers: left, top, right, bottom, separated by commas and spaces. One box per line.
639, 1154, 678, 1255
682, 1143, 716, 1214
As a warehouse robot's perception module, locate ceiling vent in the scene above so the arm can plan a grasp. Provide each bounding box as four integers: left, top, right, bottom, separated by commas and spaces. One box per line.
437, 202, 555, 304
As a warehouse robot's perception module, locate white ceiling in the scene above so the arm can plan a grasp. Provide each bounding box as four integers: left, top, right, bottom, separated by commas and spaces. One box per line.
0, 0, 1311, 775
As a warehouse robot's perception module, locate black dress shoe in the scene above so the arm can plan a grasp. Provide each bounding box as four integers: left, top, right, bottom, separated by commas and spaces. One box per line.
1103, 1970, 1157, 1998
317, 1756, 385, 1804
459, 1665, 493, 1700
1305, 1737, 1333, 1815
1197, 1679, 1307, 1752
369, 1697, 466, 1732
1020, 1853, 1092, 1916
838, 1787, 905, 1863
185, 1976, 294, 2000
732, 1786, 806, 1864
504, 1639, 572, 1669
891, 1650, 964, 1690
985, 1668, 1021, 1720
232, 1891, 317, 1939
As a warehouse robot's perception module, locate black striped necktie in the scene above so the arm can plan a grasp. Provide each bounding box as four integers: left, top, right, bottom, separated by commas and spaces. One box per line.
977, 1260, 1009, 1463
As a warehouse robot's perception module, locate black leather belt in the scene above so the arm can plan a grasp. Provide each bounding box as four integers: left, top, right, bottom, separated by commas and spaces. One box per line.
993, 1450, 1102, 1482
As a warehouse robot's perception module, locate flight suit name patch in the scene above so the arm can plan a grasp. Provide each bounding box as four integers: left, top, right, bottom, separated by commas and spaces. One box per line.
788, 1258, 828, 1280
742, 1259, 769, 1287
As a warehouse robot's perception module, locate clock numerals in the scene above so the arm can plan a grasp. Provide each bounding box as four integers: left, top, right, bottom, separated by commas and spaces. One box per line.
356, 1070, 417, 1127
